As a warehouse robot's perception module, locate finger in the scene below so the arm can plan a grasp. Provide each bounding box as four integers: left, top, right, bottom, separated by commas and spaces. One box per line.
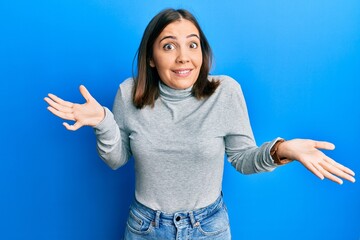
47, 106, 75, 121
322, 171, 343, 185
79, 85, 92, 103
315, 163, 343, 184
322, 158, 356, 183
47, 93, 74, 108
313, 141, 335, 150
44, 97, 73, 113
323, 156, 355, 176
63, 121, 83, 131
301, 160, 324, 180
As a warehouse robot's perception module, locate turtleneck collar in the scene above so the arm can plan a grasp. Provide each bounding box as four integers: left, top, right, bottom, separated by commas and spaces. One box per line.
159, 81, 193, 102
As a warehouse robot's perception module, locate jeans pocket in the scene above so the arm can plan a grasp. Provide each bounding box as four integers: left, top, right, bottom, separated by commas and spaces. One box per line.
126, 209, 153, 235
196, 205, 230, 237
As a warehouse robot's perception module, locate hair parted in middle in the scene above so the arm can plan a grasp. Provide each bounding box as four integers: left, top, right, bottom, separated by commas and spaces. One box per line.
132, 8, 220, 108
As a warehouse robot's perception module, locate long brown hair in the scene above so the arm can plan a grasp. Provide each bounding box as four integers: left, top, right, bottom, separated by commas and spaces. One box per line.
133, 8, 219, 108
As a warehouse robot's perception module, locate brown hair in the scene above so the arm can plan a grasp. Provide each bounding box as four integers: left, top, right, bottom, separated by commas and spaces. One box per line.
133, 8, 219, 108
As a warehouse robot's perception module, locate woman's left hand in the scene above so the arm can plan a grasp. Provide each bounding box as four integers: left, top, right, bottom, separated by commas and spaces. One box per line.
276, 139, 356, 184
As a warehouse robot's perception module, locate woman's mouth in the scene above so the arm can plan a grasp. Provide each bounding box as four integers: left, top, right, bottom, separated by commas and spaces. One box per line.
172, 69, 192, 77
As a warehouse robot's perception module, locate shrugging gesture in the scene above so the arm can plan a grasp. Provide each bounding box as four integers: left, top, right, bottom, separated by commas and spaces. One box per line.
276, 139, 355, 184
44, 85, 105, 131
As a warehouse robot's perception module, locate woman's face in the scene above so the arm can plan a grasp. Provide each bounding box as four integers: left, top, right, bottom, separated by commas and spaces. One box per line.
150, 19, 203, 90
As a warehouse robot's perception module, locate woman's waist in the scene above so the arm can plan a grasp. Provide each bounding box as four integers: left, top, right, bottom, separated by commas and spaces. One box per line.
130, 192, 224, 225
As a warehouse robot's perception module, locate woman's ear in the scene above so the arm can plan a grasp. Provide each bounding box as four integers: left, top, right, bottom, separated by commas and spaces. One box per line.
149, 59, 155, 68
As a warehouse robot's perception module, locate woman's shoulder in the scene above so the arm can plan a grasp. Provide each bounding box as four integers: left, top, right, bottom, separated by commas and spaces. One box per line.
208, 75, 246, 106
118, 77, 135, 94
208, 75, 242, 91
113, 77, 134, 105
119, 77, 135, 90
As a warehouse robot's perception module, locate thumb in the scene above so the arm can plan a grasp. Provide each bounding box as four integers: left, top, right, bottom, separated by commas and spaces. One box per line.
79, 85, 92, 102
314, 141, 335, 150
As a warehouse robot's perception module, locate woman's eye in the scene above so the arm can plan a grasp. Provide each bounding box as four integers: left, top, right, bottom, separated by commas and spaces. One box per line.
190, 42, 198, 49
163, 44, 175, 50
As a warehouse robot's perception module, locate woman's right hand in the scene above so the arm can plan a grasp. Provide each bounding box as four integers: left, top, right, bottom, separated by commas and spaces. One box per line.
44, 85, 105, 131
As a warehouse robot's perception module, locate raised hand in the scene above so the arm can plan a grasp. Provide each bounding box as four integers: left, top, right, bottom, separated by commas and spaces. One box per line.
44, 85, 105, 131
276, 139, 356, 184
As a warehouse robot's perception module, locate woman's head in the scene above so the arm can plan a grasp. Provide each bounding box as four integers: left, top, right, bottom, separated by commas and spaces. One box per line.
133, 8, 219, 108
149, 17, 203, 90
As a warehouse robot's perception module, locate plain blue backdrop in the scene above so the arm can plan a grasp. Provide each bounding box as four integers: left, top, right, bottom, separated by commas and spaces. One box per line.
0, 0, 359, 239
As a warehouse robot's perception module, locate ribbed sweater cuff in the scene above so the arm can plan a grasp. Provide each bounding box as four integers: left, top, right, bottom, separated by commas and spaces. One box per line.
266, 137, 285, 167
93, 107, 116, 135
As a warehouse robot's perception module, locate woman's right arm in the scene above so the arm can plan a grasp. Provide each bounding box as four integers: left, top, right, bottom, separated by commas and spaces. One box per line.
93, 87, 132, 170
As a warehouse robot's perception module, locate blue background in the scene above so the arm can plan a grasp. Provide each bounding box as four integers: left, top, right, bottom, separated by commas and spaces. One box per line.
0, 0, 359, 239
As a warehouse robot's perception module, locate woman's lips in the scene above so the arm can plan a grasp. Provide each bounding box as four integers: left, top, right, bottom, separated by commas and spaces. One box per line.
172, 69, 192, 77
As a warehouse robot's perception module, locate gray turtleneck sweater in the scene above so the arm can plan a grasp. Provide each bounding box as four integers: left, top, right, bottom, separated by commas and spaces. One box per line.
94, 75, 280, 213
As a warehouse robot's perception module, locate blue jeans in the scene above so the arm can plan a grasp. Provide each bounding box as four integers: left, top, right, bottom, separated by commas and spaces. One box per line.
123, 194, 231, 240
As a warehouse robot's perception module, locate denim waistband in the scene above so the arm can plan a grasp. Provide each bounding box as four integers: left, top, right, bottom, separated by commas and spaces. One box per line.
129, 194, 224, 228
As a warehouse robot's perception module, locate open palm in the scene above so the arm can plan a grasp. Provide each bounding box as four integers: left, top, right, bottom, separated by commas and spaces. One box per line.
277, 139, 355, 184
44, 85, 105, 131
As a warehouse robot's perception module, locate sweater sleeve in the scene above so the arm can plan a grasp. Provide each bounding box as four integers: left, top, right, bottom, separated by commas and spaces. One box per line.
223, 77, 280, 174
93, 85, 132, 170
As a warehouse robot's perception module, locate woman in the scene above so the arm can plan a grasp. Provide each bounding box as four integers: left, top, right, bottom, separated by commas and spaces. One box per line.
44, 8, 355, 240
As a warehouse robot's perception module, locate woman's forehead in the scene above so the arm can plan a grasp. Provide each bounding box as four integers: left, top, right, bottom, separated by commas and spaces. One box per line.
158, 19, 199, 39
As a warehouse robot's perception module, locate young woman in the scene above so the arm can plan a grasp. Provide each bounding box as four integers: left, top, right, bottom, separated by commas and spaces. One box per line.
44, 8, 355, 240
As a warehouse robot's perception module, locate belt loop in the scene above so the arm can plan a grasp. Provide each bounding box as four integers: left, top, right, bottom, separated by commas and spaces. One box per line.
154, 211, 161, 228
189, 211, 196, 228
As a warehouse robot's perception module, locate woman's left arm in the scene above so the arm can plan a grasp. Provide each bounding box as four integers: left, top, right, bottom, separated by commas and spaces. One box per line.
275, 139, 356, 184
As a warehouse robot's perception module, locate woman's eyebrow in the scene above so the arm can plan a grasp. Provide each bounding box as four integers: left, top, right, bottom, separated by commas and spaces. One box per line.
159, 34, 200, 43
187, 33, 200, 39
159, 36, 176, 43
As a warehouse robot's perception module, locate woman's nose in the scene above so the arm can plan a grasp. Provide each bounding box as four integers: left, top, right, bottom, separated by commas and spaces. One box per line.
175, 48, 190, 64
